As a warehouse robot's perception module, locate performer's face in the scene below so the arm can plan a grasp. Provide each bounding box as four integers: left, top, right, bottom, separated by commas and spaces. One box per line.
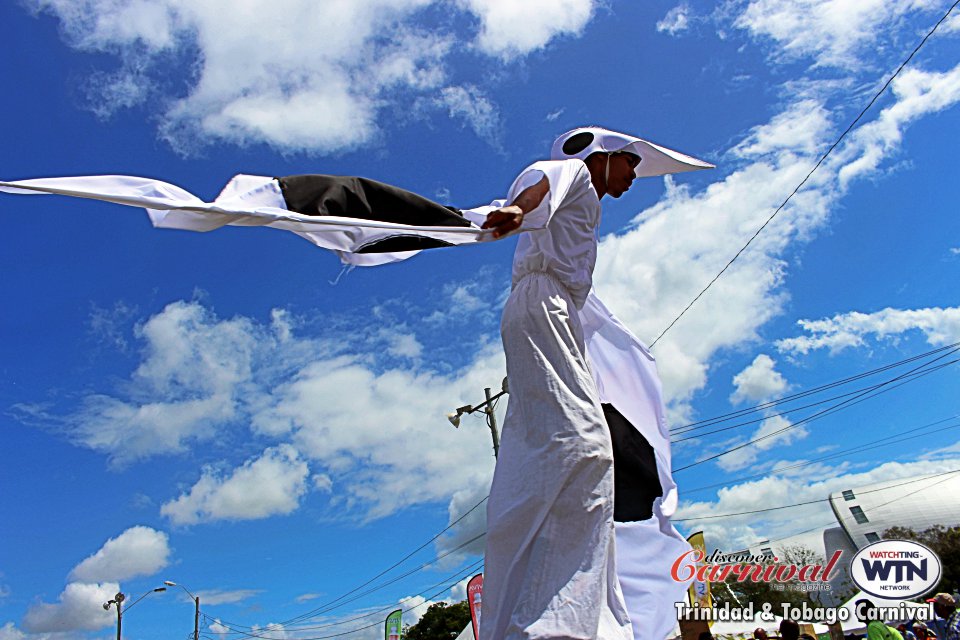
605, 152, 640, 198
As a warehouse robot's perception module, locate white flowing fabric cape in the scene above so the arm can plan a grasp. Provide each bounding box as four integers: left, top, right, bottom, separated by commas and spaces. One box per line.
581, 293, 693, 640
0, 168, 691, 638
0, 173, 502, 266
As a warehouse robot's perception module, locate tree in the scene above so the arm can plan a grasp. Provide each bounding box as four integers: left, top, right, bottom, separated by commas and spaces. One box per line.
883, 525, 960, 596
404, 601, 471, 640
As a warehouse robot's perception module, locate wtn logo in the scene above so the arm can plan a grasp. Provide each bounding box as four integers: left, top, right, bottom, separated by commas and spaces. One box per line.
861, 559, 927, 583
852, 541, 941, 600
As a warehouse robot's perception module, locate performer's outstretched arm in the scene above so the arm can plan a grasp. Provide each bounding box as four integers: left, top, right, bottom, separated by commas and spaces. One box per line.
481, 175, 549, 238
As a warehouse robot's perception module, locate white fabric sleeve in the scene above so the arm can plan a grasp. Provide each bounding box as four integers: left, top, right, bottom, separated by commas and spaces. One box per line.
507, 160, 592, 231
458, 160, 591, 240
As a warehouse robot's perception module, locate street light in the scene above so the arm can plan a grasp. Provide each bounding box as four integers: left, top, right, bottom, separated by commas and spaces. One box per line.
103, 587, 166, 640
164, 581, 200, 640
447, 377, 508, 458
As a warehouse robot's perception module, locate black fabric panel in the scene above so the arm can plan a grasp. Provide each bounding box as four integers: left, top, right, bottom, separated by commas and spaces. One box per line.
277, 175, 471, 254
355, 236, 456, 253
602, 403, 663, 522
277, 174, 469, 227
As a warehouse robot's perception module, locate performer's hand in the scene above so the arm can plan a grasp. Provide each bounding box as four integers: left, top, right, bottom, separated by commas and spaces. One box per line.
482, 205, 524, 239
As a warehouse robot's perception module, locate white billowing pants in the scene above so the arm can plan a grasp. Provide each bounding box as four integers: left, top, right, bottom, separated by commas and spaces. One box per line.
615, 517, 692, 640
480, 273, 632, 640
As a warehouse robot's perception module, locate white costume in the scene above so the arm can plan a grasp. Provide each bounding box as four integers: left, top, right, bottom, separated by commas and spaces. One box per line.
0, 126, 711, 640
481, 158, 632, 640
481, 128, 710, 640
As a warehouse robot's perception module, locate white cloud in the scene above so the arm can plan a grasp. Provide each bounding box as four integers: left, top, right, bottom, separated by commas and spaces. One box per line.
715, 414, 810, 471
381, 329, 423, 360
22, 582, 118, 633
732, 99, 833, 159
436, 484, 489, 561
69, 526, 171, 583
434, 85, 503, 148
209, 619, 230, 639
731, 354, 789, 404
0, 623, 26, 640
777, 306, 960, 355
456, 0, 596, 59
294, 593, 324, 604
67, 301, 259, 465
657, 4, 691, 36
944, 12, 960, 33
397, 594, 453, 628
835, 64, 960, 189
57, 301, 338, 466
34, 293, 502, 523
250, 345, 504, 521
730, 0, 942, 68
26, 0, 597, 153
194, 589, 261, 606
161, 445, 310, 525
425, 281, 497, 325
676, 459, 960, 552
592, 58, 960, 417
593, 137, 826, 411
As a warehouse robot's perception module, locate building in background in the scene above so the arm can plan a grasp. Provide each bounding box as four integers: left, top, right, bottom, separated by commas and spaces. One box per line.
744, 472, 960, 605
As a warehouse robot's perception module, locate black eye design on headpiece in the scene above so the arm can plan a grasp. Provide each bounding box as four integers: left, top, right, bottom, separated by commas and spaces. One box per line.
561, 131, 594, 155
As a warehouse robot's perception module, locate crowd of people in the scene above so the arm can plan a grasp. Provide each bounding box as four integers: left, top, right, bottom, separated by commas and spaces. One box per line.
731, 592, 960, 640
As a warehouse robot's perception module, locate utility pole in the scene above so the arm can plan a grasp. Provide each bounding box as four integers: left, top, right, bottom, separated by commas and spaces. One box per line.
164, 580, 200, 640
106, 592, 124, 640
447, 377, 507, 458
190, 594, 199, 640
483, 387, 500, 458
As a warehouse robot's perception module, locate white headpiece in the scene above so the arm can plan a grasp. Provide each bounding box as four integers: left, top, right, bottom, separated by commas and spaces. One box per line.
550, 126, 714, 178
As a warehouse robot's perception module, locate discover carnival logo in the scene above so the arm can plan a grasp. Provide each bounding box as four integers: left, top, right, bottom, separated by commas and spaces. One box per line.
850, 540, 942, 599
671, 548, 843, 585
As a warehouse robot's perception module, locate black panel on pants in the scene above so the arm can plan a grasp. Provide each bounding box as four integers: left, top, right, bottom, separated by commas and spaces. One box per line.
602, 403, 663, 522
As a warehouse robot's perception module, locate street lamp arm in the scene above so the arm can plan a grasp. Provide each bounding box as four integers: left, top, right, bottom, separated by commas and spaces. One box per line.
451, 387, 507, 420
164, 581, 198, 600
124, 587, 167, 612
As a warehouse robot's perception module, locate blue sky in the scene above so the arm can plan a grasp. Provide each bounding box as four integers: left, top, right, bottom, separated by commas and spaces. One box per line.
1, 0, 959, 638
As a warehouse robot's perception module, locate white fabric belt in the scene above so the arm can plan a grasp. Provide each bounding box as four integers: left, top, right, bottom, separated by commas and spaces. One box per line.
514, 270, 570, 294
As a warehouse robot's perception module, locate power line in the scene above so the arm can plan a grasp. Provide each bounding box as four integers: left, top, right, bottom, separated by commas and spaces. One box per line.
207, 559, 484, 638
211, 532, 486, 633
681, 414, 960, 496
670, 342, 960, 436
673, 346, 960, 471
257, 496, 487, 629
702, 470, 960, 552
672, 468, 960, 523
648, 0, 960, 348
208, 561, 483, 640
671, 360, 957, 444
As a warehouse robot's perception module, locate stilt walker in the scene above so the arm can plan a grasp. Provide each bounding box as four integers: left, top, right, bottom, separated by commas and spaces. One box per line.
0, 126, 712, 640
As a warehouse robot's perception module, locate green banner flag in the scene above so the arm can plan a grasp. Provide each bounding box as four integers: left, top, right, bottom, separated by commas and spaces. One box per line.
385, 609, 403, 640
